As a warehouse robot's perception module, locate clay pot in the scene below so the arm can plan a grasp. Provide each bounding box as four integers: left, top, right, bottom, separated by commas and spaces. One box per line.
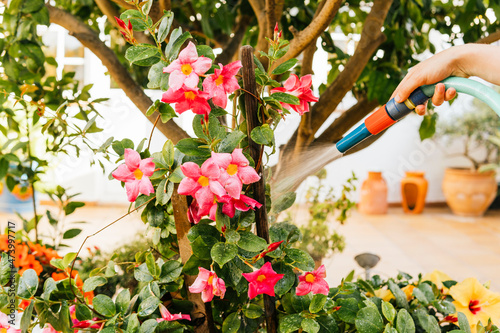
359, 171, 388, 215
442, 168, 497, 217
401, 171, 428, 214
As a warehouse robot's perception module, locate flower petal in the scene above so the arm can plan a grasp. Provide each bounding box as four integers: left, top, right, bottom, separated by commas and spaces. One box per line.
139, 158, 155, 176
124, 149, 140, 170
209, 180, 228, 198
168, 70, 186, 90
238, 166, 260, 184
125, 180, 140, 202
178, 178, 201, 196
311, 279, 330, 295
223, 177, 242, 199
201, 159, 220, 179
138, 177, 154, 196
192, 56, 213, 75
112, 164, 135, 182
178, 42, 199, 63
295, 281, 313, 296
211, 152, 232, 169
181, 162, 201, 179
184, 73, 200, 89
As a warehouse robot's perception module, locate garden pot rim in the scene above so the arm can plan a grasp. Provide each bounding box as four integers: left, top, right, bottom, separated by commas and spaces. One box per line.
444, 167, 496, 176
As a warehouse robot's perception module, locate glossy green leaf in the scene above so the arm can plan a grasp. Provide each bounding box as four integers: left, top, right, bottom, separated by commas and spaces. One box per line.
250, 125, 274, 145
17, 269, 39, 298
211, 242, 238, 267
83, 276, 107, 292
355, 307, 384, 333
93, 294, 116, 317
237, 232, 267, 252
272, 58, 298, 75
222, 312, 240, 333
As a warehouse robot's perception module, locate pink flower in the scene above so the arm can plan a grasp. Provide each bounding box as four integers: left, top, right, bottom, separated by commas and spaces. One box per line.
296, 265, 330, 296
202, 61, 242, 108
242, 262, 284, 300
216, 194, 262, 219
112, 149, 155, 202
161, 86, 211, 115
0, 312, 21, 333
156, 304, 191, 322
189, 267, 226, 302
163, 41, 212, 90
69, 305, 101, 329
270, 74, 319, 115
178, 160, 226, 207
211, 149, 260, 199
42, 324, 59, 333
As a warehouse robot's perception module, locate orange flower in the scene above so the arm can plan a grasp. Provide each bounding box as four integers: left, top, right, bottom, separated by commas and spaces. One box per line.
11, 184, 33, 201
18, 299, 31, 311
14, 245, 30, 267
402, 285, 415, 301
51, 270, 94, 304
19, 255, 43, 275
0, 234, 9, 252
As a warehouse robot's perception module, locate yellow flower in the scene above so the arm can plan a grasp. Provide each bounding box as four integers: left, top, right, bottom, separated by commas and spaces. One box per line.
450, 277, 500, 332
402, 285, 415, 301
422, 270, 453, 293
374, 288, 394, 302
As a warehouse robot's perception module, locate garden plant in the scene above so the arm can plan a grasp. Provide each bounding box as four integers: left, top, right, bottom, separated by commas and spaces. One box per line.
2, 0, 500, 333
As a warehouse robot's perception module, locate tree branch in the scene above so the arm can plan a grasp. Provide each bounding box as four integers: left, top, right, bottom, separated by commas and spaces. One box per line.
95, 0, 154, 45
110, 0, 134, 10
248, 0, 269, 61
314, 97, 380, 144
271, 0, 343, 71
47, 4, 189, 143
266, 0, 276, 39
476, 29, 500, 44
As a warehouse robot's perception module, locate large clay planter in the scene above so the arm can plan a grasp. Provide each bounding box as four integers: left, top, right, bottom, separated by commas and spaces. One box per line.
442, 168, 497, 217
401, 171, 428, 214
359, 171, 388, 215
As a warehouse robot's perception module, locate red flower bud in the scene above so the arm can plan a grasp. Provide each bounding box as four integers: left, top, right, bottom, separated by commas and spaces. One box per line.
114, 16, 127, 30
267, 240, 284, 252
221, 225, 227, 233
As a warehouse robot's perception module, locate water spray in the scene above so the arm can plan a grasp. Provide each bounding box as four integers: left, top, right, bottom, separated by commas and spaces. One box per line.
336, 77, 500, 153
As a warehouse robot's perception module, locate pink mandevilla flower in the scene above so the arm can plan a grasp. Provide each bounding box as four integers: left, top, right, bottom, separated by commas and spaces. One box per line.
202, 61, 242, 108
211, 149, 260, 199
163, 41, 212, 90
112, 149, 155, 202
178, 160, 226, 207
189, 267, 226, 302
242, 262, 284, 300
270, 74, 319, 115
156, 304, 191, 322
161, 86, 211, 116
296, 264, 330, 296
0, 312, 21, 333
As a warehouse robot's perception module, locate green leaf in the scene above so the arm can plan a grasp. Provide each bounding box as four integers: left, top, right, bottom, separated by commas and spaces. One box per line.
116, 289, 131, 314
272, 58, 298, 75
83, 276, 107, 292
21, 0, 44, 13
157, 12, 174, 41
317, 315, 339, 333
237, 232, 267, 252
75, 304, 92, 321
243, 304, 264, 319
196, 45, 215, 60
63, 228, 82, 239
147, 61, 167, 89
147, 206, 164, 227
166, 30, 193, 61
156, 178, 170, 206
139, 319, 158, 333
127, 313, 140, 333
141, 0, 153, 15
419, 113, 438, 140
432, 300, 455, 315
285, 248, 315, 271
218, 130, 246, 153
162, 140, 175, 167
271, 92, 300, 105
250, 125, 274, 145
18, 269, 38, 298
396, 309, 415, 333
302, 318, 321, 333
280, 314, 303, 333
20, 300, 34, 332
387, 280, 409, 310
358, 279, 376, 296
222, 312, 240, 333
412, 287, 429, 305
138, 296, 161, 316
355, 307, 384, 333
125, 45, 161, 66
158, 102, 177, 123
176, 138, 211, 156
225, 230, 240, 243
191, 236, 213, 260
336, 298, 359, 324
458, 312, 472, 333
272, 192, 296, 215
310, 294, 328, 313
273, 262, 296, 296
382, 301, 396, 324
211, 242, 238, 267
0, 253, 11, 285
134, 263, 154, 282
159, 260, 183, 283
146, 252, 158, 277
64, 202, 85, 215
93, 294, 116, 317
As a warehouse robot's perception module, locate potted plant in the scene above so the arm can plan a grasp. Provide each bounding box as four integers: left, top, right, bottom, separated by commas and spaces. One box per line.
436, 100, 500, 216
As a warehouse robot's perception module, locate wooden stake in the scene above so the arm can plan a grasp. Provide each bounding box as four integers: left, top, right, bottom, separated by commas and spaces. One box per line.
240, 45, 278, 333
171, 185, 216, 333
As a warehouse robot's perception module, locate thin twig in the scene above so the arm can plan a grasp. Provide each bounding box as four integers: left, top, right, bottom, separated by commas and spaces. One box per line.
68, 197, 155, 315
147, 115, 161, 151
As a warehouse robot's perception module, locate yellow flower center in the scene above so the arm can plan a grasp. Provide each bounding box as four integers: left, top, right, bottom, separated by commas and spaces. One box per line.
1, 328, 8, 333
305, 273, 315, 283
198, 176, 209, 187
207, 275, 214, 285
181, 63, 193, 75
227, 164, 238, 176
215, 75, 224, 86
257, 274, 267, 282
185, 91, 197, 100
133, 169, 143, 180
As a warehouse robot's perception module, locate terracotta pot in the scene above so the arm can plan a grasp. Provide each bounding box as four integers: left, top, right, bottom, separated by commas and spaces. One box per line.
401, 171, 428, 214
442, 168, 497, 217
359, 171, 388, 215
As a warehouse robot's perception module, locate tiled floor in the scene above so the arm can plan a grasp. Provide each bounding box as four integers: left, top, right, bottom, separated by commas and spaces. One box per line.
2, 205, 500, 291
